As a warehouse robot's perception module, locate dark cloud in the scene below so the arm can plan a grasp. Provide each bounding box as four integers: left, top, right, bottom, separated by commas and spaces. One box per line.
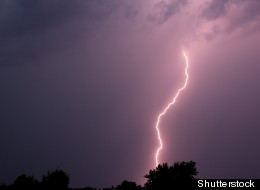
200, 0, 260, 40
0, 1, 80, 40
226, 0, 260, 32
201, 0, 260, 26
201, 0, 230, 20
0, 0, 122, 35
0, 0, 173, 187
148, 0, 188, 24
0, 0, 122, 66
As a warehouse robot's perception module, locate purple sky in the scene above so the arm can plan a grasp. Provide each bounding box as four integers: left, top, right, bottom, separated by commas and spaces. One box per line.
0, 0, 260, 188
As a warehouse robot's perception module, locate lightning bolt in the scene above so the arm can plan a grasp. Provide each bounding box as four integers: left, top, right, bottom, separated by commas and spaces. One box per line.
155, 50, 189, 167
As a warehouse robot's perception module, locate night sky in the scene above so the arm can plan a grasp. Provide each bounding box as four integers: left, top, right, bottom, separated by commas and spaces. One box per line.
1, 0, 260, 188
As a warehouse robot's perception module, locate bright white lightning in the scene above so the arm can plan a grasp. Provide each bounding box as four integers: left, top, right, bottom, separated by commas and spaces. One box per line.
155, 50, 189, 167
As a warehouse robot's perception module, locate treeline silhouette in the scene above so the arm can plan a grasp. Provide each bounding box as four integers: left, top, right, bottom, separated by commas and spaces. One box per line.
0, 161, 198, 190
0, 169, 69, 190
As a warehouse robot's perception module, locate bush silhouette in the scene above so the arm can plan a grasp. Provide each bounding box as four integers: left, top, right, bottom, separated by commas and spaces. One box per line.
115, 180, 142, 190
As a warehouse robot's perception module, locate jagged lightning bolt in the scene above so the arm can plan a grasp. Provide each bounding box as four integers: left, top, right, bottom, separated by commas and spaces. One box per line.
155, 50, 189, 167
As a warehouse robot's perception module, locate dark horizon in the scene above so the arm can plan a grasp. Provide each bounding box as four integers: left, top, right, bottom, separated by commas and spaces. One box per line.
1, 0, 260, 188
1, 161, 199, 189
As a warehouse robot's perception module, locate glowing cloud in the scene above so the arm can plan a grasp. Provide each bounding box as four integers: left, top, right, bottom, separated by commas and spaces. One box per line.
155, 50, 189, 167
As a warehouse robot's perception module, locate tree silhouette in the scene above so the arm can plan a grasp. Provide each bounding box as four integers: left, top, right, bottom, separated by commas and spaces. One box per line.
42, 169, 69, 189
0, 161, 199, 190
103, 187, 115, 190
172, 161, 198, 179
11, 174, 40, 189
0, 184, 7, 190
115, 180, 142, 190
144, 161, 198, 190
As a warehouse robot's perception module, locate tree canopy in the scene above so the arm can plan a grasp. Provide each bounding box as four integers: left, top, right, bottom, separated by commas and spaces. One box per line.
144, 161, 198, 190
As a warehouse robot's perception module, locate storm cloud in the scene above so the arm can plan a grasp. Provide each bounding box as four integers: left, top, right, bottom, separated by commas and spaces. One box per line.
0, 0, 260, 188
